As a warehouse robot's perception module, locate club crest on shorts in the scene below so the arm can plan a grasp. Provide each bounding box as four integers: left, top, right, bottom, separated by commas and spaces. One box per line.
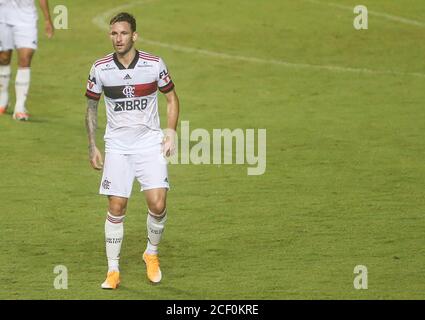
102, 179, 111, 190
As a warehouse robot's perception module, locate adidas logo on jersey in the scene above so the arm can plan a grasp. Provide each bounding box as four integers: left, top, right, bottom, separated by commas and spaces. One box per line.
124, 74, 132, 80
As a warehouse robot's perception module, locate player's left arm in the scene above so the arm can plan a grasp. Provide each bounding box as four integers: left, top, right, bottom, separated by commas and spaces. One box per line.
162, 89, 180, 157
39, 0, 54, 39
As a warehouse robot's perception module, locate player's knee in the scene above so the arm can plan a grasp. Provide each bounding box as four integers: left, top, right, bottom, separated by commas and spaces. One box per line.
108, 202, 127, 216
148, 201, 166, 215
146, 190, 166, 215
18, 58, 32, 68
0, 54, 11, 65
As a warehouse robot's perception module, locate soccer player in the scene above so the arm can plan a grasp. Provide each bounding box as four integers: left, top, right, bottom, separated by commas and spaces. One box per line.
0, 0, 54, 120
85, 12, 179, 289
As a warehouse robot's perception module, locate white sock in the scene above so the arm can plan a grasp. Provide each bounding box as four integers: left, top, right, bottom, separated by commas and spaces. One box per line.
145, 208, 167, 255
0, 65, 11, 107
15, 68, 31, 113
105, 212, 125, 273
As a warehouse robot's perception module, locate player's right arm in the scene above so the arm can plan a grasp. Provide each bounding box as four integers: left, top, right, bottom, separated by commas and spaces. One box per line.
85, 64, 103, 170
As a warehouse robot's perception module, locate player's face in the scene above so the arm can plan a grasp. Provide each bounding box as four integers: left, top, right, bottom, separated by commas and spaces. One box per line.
110, 22, 138, 55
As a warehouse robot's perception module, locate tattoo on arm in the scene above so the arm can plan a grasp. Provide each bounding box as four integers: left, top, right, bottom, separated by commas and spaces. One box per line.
85, 98, 99, 153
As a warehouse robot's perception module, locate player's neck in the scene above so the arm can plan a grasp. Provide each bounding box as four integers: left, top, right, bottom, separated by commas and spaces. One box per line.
115, 48, 137, 68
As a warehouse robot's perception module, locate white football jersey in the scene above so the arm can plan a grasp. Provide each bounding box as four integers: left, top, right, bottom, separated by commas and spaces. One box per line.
0, 0, 37, 26
85, 50, 175, 154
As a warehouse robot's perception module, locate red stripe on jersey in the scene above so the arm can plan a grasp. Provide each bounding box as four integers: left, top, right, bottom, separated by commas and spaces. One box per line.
139, 53, 159, 62
94, 57, 113, 67
139, 56, 159, 63
95, 57, 113, 67
134, 82, 158, 96
159, 81, 174, 93
95, 54, 113, 64
139, 51, 159, 60
139, 56, 159, 62
85, 90, 101, 100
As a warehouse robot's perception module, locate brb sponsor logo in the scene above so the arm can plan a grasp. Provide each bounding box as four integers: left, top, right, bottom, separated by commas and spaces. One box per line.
114, 98, 148, 112
114, 85, 148, 112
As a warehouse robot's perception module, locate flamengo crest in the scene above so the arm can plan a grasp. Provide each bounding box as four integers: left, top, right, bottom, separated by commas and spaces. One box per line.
123, 85, 135, 98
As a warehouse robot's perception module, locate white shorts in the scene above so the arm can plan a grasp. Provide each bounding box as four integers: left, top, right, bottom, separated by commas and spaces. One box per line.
99, 145, 169, 198
0, 23, 38, 51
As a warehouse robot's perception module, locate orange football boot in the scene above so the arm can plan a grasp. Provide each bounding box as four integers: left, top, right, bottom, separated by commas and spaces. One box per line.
143, 252, 162, 283
101, 271, 121, 289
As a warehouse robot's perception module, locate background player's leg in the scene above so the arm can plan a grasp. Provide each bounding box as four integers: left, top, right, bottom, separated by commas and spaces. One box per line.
144, 188, 167, 255
0, 50, 12, 113
105, 196, 128, 273
13, 48, 35, 120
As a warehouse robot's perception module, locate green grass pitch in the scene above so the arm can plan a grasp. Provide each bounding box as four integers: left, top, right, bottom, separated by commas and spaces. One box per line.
0, 0, 424, 299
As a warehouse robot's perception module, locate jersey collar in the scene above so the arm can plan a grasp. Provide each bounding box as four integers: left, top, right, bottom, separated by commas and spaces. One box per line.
113, 50, 139, 70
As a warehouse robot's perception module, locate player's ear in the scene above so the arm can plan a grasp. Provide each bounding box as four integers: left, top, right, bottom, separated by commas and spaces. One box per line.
132, 32, 138, 42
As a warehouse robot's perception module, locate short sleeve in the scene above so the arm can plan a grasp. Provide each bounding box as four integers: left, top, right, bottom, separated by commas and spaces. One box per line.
85, 64, 102, 100
157, 58, 175, 94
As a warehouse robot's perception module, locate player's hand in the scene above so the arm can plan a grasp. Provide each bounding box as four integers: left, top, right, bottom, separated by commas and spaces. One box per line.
162, 134, 176, 157
45, 20, 54, 39
89, 145, 103, 170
